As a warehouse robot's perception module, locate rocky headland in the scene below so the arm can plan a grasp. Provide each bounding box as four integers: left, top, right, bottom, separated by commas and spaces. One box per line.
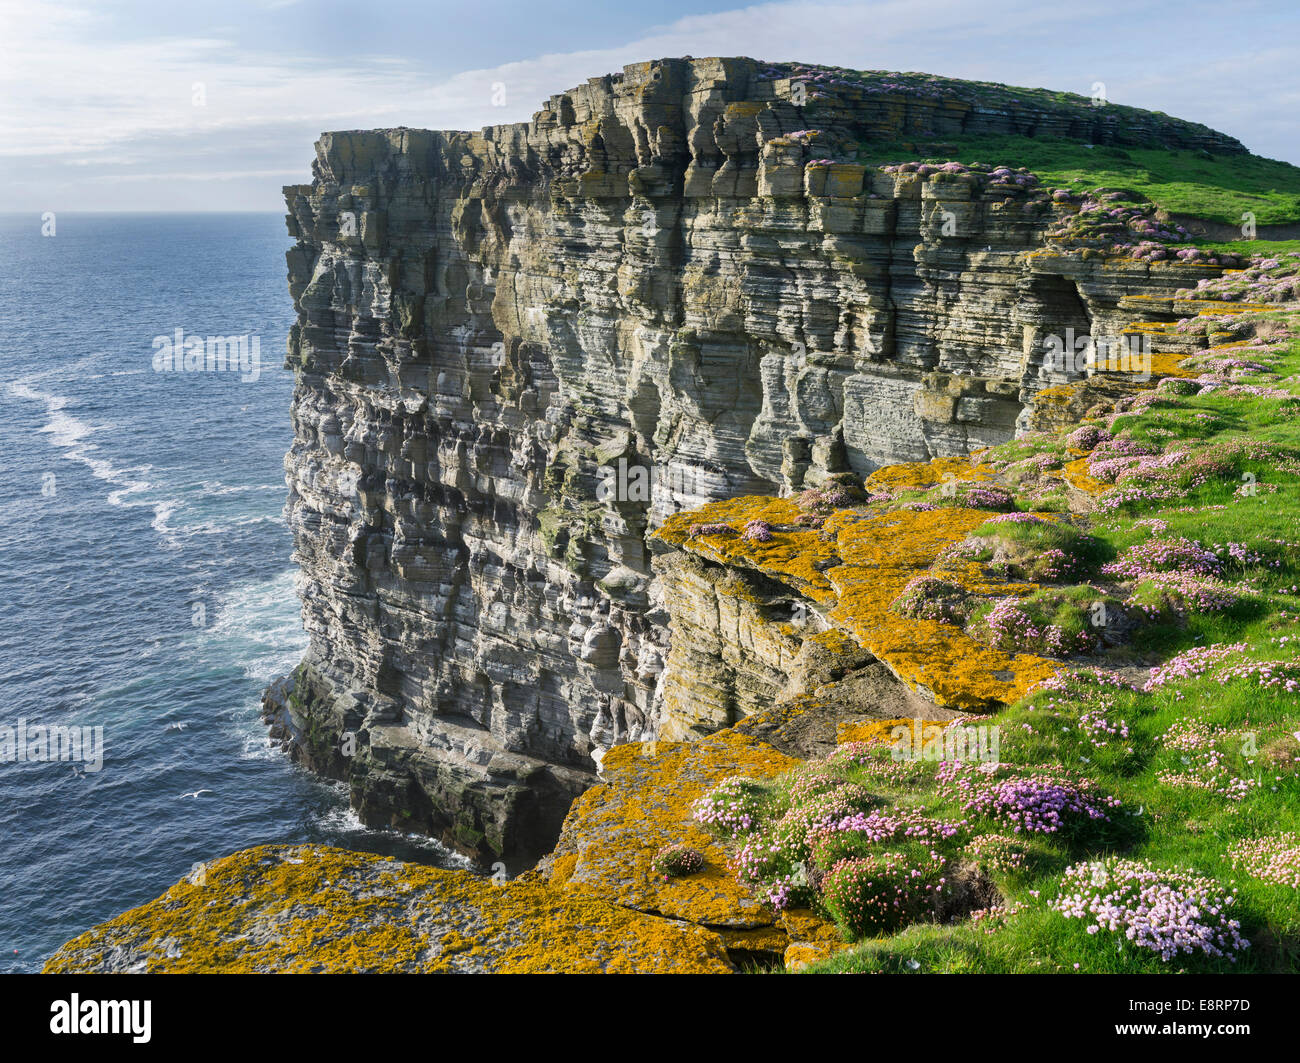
49, 58, 1300, 973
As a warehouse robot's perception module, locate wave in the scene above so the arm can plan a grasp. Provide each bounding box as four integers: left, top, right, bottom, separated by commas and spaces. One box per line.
209, 578, 306, 680
177, 514, 281, 538
194, 480, 283, 496
7, 381, 181, 540
310, 800, 475, 867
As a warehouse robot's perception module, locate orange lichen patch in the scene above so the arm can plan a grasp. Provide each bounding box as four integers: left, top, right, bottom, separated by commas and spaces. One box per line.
655, 495, 838, 601
778, 906, 845, 945
837, 715, 986, 747
933, 554, 1038, 600
1147, 351, 1198, 378
836, 717, 919, 745
715, 924, 791, 955
44, 845, 734, 974
662, 497, 1057, 709
784, 940, 852, 971
541, 730, 801, 928
1062, 457, 1111, 496
865, 454, 993, 492
1126, 320, 1179, 335
1189, 300, 1272, 314
777, 907, 847, 968
825, 508, 1058, 708
1033, 384, 1079, 404
808, 627, 861, 655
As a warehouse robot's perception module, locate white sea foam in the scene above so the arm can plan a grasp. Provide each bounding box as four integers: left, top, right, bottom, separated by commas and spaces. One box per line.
178, 514, 279, 538
310, 801, 474, 866
7, 380, 181, 539
195, 480, 283, 496
206, 570, 308, 683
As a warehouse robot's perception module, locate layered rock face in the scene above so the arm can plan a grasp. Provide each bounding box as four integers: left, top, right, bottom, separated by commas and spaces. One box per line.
270, 57, 1237, 867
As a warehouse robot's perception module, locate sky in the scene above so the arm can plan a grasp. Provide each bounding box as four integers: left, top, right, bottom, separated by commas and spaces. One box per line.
2, 0, 1297, 211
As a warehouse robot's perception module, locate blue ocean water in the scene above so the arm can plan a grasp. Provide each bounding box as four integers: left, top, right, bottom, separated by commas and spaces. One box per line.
0, 213, 467, 973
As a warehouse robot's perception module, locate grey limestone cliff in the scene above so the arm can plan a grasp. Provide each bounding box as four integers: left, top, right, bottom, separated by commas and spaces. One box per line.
264, 56, 1238, 867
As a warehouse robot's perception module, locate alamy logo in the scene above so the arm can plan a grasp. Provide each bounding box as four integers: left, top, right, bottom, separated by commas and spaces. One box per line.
0, 720, 103, 772
891, 718, 1000, 766
50, 995, 151, 1043
596, 457, 699, 503
1043, 328, 1151, 381
152, 328, 261, 382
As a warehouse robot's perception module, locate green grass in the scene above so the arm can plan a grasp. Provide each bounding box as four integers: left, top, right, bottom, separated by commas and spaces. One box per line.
744, 307, 1300, 973
799, 654, 1300, 972
1198, 238, 1300, 256
853, 134, 1300, 226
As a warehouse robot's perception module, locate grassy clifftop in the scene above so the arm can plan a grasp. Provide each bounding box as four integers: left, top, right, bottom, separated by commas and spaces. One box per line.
754, 61, 1300, 231
854, 135, 1300, 229
657, 254, 1300, 973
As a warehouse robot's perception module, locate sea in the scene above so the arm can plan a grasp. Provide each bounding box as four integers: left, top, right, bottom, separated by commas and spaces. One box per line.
0, 212, 468, 973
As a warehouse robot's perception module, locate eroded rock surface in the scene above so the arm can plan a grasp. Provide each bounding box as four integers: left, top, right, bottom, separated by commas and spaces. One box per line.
43, 845, 734, 974
268, 55, 1241, 865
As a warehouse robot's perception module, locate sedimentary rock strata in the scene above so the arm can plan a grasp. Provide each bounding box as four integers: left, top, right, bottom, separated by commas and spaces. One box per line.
267, 56, 1241, 867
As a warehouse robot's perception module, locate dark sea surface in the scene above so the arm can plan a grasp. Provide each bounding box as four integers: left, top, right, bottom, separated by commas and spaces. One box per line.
0, 213, 468, 972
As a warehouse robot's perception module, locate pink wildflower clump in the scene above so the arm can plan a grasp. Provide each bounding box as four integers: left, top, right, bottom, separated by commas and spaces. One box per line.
820, 850, 949, 936
798, 485, 854, 512
1066, 424, 1111, 450
1095, 485, 1178, 513
1124, 572, 1253, 619
1086, 437, 1161, 483
936, 761, 1120, 835
1102, 536, 1222, 579
742, 519, 774, 543
965, 833, 1029, 875
978, 597, 1098, 657
728, 784, 877, 909
890, 575, 970, 625
1227, 834, 1300, 889
1143, 643, 1247, 691
1155, 716, 1257, 801
987, 511, 1047, 525
786, 771, 847, 804
692, 776, 767, 834
1034, 667, 1138, 696
809, 807, 963, 853
652, 844, 705, 879
952, 485, 1017, 511
1053, 859, 1248, 962
1137, 643, 1300, 694
1133, 517, 1171, 536
1213, 657, 1300, 692
825, 742, 927, 784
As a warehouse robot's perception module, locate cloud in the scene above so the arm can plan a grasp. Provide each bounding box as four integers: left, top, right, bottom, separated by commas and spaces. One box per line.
2, 0, 1295, 210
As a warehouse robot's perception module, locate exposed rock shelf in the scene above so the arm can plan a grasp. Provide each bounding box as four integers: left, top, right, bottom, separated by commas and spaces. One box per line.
263, 56, 1249, 868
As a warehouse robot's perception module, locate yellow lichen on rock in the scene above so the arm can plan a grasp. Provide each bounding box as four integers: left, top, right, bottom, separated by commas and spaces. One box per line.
865, 453, 993, 492
836, 717, 922, 745
783, 940, 850, 971
661, 493, 1058, 710
826, 508, 1058, 708
655, 495, 838, 601
540, 730, 801, 928
1062, 456, 1111, 496
43, 844, 735, 974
